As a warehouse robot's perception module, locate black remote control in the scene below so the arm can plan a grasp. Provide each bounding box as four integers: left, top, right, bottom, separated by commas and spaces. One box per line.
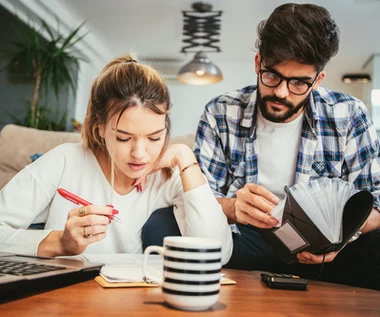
261, 272, 308, 290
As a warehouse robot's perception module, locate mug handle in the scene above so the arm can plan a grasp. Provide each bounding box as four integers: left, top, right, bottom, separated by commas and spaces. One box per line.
143, 245, 164, 285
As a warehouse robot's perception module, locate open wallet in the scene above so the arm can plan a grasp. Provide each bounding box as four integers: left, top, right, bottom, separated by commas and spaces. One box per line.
257, 178, 373, 264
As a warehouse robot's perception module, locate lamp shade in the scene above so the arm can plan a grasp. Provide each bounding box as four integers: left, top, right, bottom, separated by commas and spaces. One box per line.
177, 51, 223, 85
342, 73, 371, 83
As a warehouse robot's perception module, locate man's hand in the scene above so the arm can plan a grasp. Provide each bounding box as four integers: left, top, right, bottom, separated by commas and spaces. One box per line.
296, 208, 380, 265
360, 208, 380, 234
234, 183, 280, 228
297, 250, 339, 264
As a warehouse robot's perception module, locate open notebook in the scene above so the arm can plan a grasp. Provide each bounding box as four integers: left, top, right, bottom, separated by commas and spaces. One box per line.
0, 252, 103, 302
258, 178, 373, 264
83, 254, 236, 287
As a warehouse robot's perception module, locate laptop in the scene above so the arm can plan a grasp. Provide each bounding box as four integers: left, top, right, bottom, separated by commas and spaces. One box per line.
0, 252, 103, 302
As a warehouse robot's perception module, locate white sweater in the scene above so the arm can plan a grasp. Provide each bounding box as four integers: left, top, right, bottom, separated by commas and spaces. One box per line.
0, 143, 232, 264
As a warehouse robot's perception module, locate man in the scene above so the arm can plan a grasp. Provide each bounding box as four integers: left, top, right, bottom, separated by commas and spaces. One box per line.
194, 3, 380, 290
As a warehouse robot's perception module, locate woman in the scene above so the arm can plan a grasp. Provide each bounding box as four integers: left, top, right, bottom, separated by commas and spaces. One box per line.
0, 55, 233, 264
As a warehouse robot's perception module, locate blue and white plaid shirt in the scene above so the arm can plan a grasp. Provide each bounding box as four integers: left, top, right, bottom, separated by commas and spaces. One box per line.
194, 85, 380, 210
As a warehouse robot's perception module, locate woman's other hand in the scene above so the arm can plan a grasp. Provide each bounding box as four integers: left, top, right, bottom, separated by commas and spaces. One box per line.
37, 205, 117, 257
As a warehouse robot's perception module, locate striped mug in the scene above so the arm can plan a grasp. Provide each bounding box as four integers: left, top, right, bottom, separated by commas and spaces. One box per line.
143, 236, 222, 311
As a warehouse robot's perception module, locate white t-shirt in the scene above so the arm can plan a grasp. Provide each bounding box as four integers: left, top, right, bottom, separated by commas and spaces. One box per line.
0, 143, 232, 264
256, 109, 304, 199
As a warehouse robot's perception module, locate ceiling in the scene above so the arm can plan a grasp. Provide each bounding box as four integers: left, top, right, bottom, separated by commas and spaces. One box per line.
2, 0, 380, 86
56, 0, 380, 77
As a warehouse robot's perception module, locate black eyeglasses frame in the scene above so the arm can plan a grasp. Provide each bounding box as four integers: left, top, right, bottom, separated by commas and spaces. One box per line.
259, 64, 319, 96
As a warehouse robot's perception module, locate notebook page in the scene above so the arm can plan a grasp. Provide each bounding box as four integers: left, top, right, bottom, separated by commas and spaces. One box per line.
289, 178, 355, 244
83, 254, 163, 283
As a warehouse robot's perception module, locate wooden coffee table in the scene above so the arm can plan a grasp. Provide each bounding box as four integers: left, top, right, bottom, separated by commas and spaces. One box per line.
0, 269, 379, 316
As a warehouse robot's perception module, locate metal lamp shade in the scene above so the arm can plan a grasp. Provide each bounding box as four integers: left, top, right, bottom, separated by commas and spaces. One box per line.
177, 51, 223, 85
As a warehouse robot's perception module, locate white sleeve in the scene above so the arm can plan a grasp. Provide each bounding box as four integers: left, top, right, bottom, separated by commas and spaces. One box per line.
0, 149, 66, 255
172, 181, 233, 265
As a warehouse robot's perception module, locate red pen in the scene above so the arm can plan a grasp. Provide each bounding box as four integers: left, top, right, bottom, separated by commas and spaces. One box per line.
57, 188, 121, 222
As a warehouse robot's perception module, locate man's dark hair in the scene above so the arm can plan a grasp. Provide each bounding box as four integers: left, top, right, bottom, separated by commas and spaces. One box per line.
256, 3, 340, 72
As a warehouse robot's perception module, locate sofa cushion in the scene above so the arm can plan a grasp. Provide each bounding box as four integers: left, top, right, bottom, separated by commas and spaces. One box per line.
170, 133, 195, 148
0, 124, 81, 188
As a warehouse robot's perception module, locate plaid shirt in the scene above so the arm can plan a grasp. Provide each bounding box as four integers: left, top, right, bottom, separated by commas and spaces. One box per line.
194, 85, 380, 210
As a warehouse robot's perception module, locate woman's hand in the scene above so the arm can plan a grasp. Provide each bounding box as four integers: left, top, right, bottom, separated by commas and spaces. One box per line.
154, 143, 196, 170
133, 144, 196, 186
38, 205, 117, 257
234, 183, 280, 228
133, 143, 205, 193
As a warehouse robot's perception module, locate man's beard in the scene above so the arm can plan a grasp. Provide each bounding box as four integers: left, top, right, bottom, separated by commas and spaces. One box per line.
257, 85, 310, 123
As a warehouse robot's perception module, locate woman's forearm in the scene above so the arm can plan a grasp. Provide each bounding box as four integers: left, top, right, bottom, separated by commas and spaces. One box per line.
175, 145, 206, 192
37, 230, 65, 257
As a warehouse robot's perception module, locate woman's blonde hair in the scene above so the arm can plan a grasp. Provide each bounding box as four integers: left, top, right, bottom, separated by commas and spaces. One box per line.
82, 54, 172, 179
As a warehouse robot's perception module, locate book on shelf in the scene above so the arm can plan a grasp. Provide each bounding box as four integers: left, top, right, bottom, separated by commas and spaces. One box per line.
258, 178, 373, 264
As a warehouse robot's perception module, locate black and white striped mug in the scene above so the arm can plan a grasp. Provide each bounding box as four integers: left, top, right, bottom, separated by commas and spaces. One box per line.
143, 236, 222, 311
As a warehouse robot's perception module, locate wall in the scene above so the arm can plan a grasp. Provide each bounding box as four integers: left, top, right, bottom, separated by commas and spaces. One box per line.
0, 5, 71, 130
0, 6, 34, 129
169, 60, 256, 136
363, 55, 380, 139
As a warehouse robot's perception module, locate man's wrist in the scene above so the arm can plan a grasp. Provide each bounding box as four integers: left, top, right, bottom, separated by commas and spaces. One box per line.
217, 197, 237, 223
348, 230, 362, 244
360, 208, 380, 234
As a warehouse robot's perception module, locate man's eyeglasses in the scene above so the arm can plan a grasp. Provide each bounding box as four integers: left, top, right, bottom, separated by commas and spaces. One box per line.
259, 64, 319, 96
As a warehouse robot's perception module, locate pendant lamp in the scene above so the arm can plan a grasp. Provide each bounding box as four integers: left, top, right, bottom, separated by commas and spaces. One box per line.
177, 51, 223, 85
177, 2, 223, 85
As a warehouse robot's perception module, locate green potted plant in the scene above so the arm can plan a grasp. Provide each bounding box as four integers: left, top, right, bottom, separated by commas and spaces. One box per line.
1, 16, 87, 130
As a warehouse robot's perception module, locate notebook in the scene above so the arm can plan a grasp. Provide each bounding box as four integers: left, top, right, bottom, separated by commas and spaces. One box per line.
0, 252, 103, 302
257, 178, 373, 264
82, 254, 237, 288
